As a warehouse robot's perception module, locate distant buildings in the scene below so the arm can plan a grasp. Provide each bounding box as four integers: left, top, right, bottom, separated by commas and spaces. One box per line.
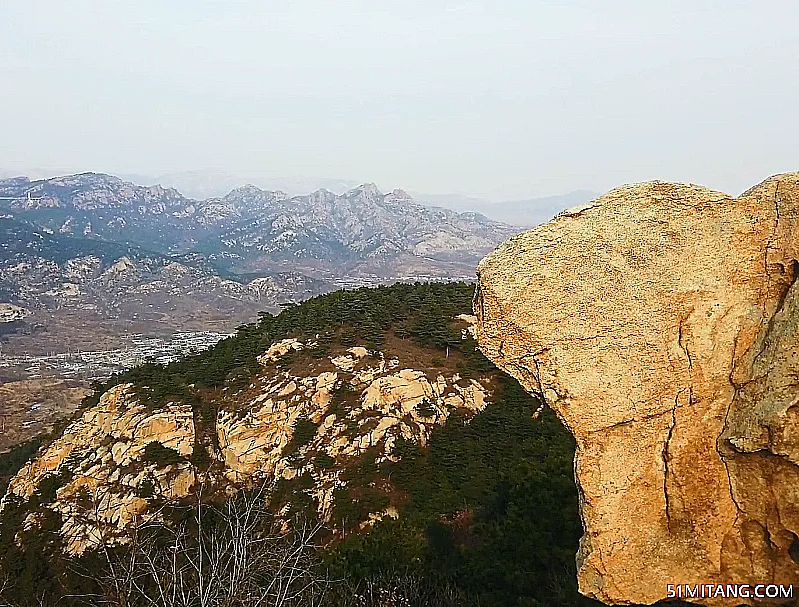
0, 330, 233, 381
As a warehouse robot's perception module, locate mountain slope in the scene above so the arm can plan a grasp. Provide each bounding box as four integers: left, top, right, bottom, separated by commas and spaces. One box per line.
0, 282, 597, 607
0, 215, 327, 331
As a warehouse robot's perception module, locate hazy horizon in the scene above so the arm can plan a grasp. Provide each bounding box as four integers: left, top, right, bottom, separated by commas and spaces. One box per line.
0, 166, 602, 203
2, 1, 797, 200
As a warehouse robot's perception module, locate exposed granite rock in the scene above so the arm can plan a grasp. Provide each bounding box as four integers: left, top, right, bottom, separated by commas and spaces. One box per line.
0, 303, 28, 322
219, 343, 489, 522
473, 173, 799, 605
5, 384, 197, 554
257, 338, 304, 364
4, 335, 491, 554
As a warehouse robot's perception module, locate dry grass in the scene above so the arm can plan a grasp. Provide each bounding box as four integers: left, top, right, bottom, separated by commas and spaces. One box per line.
0, 378, 90, 452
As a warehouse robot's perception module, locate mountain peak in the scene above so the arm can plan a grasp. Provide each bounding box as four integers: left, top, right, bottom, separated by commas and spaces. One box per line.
348, 183, 382, 199
226, 184, 266, 197
383, 188, 413, 205
307, 188, 337, 204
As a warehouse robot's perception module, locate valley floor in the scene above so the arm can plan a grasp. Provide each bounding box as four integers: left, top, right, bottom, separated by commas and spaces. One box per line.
0, 304, 257, 454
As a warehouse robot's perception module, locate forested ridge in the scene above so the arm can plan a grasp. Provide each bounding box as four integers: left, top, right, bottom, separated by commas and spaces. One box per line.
0, 282, 665, 606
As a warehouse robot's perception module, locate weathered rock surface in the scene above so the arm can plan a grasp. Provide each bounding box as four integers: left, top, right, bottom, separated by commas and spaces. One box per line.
3, 334, 490, 555
0, 303, 28, 322
6, 384, 197, 553
218, 342, 488, 522
473, 173, 799, 605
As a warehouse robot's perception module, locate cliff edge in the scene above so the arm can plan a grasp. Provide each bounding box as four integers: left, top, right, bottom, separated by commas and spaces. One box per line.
473, 173, 799, 605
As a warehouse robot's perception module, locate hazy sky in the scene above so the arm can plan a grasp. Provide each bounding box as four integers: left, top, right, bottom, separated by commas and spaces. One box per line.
1, 1, 797, 199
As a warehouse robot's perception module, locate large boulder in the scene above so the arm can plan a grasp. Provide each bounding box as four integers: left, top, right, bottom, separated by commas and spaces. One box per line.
473, 173, 799, 605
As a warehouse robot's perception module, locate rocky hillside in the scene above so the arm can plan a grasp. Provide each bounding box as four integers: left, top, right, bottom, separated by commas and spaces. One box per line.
0, 216, 324, 309
0, 282, 593, 607
7, 339, 490, 555
0, 173, 517, 279
475, 172, 799, 605
0, 214, 330, 369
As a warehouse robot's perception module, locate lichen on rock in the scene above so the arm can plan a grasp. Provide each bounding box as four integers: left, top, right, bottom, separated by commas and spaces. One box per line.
473, 173, 799, 605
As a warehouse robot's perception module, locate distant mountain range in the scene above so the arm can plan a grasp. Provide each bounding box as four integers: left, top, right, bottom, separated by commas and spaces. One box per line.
0, 171, 594, 350
139, 172, 599, 227
0, 173, 521, 348
112, 171, 599, 225
1, 169, 598, 227
0, 173, 517, 282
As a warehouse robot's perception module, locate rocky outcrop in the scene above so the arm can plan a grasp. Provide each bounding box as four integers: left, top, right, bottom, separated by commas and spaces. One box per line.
0, 303, 28, 322
4, 337, 491, 555
473, 173, 799, 605
6, 385, 197, 554
219, 343, 488, 522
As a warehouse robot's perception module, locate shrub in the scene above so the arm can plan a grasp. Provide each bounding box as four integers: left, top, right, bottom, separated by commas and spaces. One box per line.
416, 399, 436, 418
283, 418, 320, 458
142, 441, 185, 467
190, 443, 212, 469
313, 452, 336, 470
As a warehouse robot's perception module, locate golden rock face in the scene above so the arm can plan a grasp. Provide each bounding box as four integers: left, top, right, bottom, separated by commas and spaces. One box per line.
473, 173, 799, 605
5, 384, 197, 554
